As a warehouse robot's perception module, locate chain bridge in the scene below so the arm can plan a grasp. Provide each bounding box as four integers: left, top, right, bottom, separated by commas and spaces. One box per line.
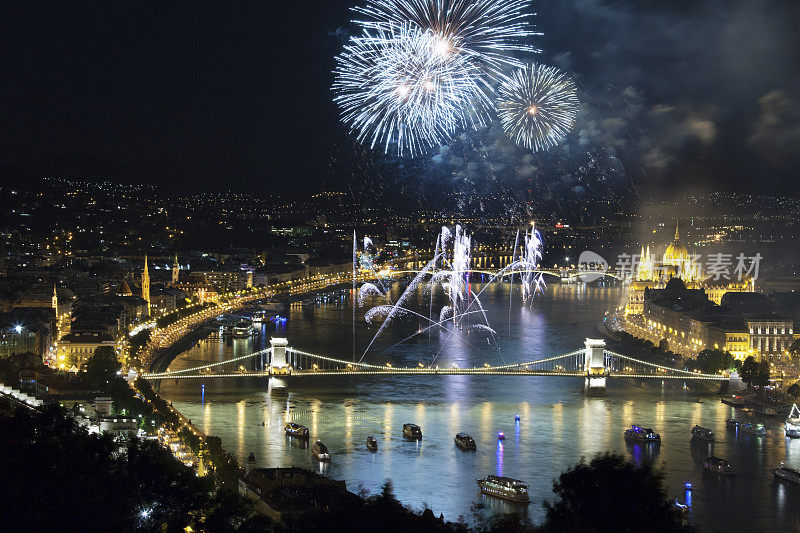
141, 338, 728, 395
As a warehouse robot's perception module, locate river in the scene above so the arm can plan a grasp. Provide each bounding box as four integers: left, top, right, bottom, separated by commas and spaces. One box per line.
159, 283, 800, 531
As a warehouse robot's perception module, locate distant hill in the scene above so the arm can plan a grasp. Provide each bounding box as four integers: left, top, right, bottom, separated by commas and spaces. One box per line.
28, 151, 141, 182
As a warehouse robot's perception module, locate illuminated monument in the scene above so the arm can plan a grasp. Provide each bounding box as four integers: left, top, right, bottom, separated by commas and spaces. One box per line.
625, 222, 751, 316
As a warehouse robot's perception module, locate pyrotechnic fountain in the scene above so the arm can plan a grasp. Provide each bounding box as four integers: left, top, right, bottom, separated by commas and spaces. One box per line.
353, 224, 545, 364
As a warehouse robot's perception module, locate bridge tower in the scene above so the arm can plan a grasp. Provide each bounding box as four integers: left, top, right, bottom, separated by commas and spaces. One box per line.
270, 337, 289, 368
583, 338, 607, 396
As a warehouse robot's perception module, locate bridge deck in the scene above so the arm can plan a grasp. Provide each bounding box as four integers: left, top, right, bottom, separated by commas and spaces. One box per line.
144, 369, 726, 380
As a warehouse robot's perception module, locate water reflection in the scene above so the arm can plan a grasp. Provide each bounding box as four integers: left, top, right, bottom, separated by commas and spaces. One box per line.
160, 285, 800, 531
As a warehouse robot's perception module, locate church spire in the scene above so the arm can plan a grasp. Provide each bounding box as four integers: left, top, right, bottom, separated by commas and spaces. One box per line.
142, 255, 151, 316
171, 253, 180, 285
674, 220, 680, 241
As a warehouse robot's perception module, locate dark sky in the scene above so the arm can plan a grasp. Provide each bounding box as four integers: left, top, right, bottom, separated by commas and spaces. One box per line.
1, 1, 799, 198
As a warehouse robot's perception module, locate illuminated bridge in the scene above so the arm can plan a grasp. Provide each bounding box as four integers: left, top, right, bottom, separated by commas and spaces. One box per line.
140, 338, 728, 395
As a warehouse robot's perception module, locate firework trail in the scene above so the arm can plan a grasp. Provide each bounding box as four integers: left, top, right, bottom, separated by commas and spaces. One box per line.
521, 223, 546, 304
498, 63, 579, 152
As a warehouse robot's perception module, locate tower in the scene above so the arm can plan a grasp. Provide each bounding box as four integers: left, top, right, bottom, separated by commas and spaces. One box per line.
142, 255, 151, 316
52, 284, 58, 316
171, 253, 180, 285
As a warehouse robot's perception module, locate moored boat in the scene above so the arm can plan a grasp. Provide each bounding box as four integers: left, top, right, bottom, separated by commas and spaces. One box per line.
232, 319, 253, 338
311, 440, 331, 461
725, 418, 740, 429
703, 456, 734, 476
366, 436, 378, 451
786, 404, 800, 438
454, 432, 477, 450
476, 475, 530, 503
742, 422, 767, 436
773, 463, 800, 484
624, 425, 661, 443
284, 422, 309, 439
721, 396, 746, 408
691, 425, 715, 442
403, 423, 422, 440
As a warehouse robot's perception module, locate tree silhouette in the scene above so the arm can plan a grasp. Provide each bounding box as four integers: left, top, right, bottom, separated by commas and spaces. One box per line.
542, 452, 692, 532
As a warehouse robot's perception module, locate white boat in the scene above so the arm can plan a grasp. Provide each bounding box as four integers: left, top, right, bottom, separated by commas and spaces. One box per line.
773, 463, 800, 484
476, 475, 530, 503
232, 319, 253, 338
786, 404, 800, 438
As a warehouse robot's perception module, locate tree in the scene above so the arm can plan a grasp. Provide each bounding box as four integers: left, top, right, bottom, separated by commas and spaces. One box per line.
696, 349, 734, 374
740, 356, 759, 387
81, 346, 121, 389
753, 366, 770, 388
658, 339, 669, 352
788, 383, 800, 399
0, 404, 245, 532
542, 452, 692, 532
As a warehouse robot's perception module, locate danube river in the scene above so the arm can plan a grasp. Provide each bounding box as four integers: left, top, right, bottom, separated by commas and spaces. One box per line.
159, 284, 800, 530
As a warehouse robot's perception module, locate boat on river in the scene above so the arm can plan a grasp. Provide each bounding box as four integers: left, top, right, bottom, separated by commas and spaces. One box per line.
232, 319, 253, 338
311, 440, 331, 462
742, 422, 766, 436
721, 396, 746, 408
773, 463, 800, 484
624, 425, 661, 443
726, 418, 740, 429
284, 422, 309, 439
703, 456, 735, 476
476, 475, 530, 503
403, 423, 422, 440
691, 425, 715, 442
454, 433, 477, 450
366, 436, 378, 451
786, 404, 800, 438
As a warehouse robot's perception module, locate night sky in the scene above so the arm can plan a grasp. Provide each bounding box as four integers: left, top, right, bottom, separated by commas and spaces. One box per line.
1, 1, 798, 198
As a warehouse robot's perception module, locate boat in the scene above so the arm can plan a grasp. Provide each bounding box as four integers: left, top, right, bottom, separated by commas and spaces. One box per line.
284, 422, 309, 439
742, 422, 767, 436
786, 404, 800, 438
624, 425, 661, 443
725, 418, 740, 429
403, 423, 422, 440
366, 436, 378, 451
454, 433, 477, 450
311, 440, 331, 462
703, 456, 735, 476
232, 319, 253, 338
476, 475, 530, 503
721, 396, 746, 408
691, 425, 715, 442
773, 463, 800, 484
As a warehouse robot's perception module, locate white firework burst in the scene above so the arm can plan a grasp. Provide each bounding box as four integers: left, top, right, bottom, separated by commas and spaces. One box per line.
333, 24, 492, 156
498, 63, 579, 152
353, 0, 541, 80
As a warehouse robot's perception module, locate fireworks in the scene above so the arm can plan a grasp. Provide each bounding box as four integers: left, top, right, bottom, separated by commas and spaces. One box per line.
334, 0, 541, 156
353, 0, 540, 80
333, 24, 492, 156
497, 63, 579, 152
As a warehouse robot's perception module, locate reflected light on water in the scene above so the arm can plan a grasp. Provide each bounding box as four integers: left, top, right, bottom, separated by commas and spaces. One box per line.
203, 401, 212, 435
383, 403, 393, 443
496, 440, 504, 476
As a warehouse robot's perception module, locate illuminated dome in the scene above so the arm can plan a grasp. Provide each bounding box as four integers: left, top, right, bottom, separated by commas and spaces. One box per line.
663, 222, 689, 266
